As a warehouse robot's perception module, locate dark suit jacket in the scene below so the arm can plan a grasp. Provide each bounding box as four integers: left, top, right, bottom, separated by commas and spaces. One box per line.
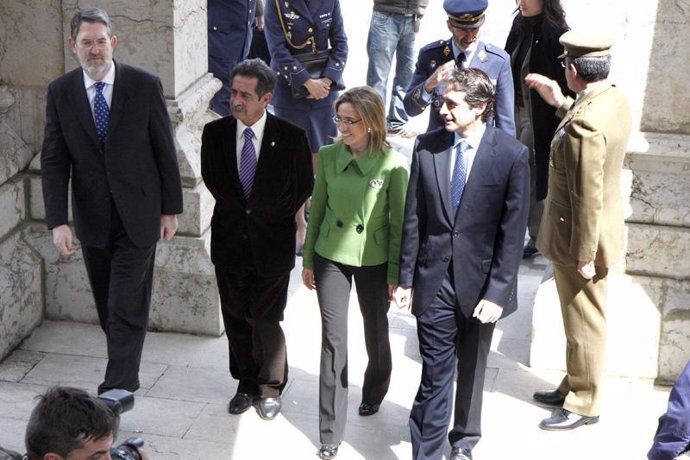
399, 126, 530, 317
41, 62, 183, 249
201, 113, 313, 275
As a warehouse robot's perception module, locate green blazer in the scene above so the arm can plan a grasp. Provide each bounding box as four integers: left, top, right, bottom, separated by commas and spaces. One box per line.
303, 142, 409, 284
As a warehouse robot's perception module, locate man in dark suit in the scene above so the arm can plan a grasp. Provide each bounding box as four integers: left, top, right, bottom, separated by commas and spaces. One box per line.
41, 8, 183, 394
201, 58, 313, 421
394, 68, 529, 460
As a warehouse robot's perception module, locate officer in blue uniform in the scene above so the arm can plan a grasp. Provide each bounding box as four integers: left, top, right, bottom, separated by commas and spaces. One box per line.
264, 0, 348, 154
208, 0, 257, 116
404, 0, 515, 135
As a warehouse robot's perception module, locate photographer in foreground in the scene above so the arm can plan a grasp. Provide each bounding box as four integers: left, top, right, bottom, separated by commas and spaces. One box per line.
20, 386, 148, 460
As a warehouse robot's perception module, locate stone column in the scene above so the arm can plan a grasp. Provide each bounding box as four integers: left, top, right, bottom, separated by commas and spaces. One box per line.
22, 1, 223, 336
530, 0, 690, 382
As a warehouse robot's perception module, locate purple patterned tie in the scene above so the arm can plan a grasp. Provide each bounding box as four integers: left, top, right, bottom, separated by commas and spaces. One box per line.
94, 82, 109, 144
239, 127, 257, 199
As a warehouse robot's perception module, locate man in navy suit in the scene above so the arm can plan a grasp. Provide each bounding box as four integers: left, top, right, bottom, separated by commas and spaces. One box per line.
394, 68, 529, 460
41, 8, 183, 394
201, 59, 313, 421
404, 0, 515, 135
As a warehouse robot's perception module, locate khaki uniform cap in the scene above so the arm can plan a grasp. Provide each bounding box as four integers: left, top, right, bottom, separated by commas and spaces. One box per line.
558, 30, 614, 59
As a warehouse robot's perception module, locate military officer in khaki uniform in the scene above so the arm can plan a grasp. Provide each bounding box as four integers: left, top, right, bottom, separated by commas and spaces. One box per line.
523, 30, 632, 431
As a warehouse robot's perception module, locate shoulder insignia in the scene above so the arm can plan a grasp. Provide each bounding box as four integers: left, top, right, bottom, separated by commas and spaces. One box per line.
478, 49, 487, 62
443, 46, 451, 57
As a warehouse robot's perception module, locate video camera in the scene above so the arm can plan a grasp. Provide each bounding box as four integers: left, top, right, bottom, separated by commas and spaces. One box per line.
98, 389, 145, 460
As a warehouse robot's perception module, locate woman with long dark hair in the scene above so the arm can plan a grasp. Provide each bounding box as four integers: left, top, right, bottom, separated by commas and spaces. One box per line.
505, 0, 573, 257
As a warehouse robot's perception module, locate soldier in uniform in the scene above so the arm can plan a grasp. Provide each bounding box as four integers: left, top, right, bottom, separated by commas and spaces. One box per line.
404, 0, 515, 135
525, 31, 632, 431
208, 0, 258, 116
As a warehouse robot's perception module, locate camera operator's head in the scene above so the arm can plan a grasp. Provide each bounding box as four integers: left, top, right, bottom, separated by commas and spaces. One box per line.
25, 387, 119, 460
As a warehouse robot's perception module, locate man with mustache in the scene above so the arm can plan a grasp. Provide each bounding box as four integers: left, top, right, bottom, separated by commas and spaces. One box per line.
201, 58, 313, 421
41, 8, 183, 394
404, 0, 515, 135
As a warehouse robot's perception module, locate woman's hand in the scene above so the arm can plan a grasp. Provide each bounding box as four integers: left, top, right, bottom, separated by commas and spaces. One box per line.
304, 78, 330, 100
302, 268, 316, 290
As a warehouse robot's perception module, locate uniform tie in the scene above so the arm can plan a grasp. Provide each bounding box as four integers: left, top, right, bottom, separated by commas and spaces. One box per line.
450, 140, 468, 215
94, 81, 110, 144
239, 127, 258, 199
455, 51, 466, 68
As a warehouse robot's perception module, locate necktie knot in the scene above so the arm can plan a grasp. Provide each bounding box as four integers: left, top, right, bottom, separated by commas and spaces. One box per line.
95, 81, 106, 94
244, 127, 254, 142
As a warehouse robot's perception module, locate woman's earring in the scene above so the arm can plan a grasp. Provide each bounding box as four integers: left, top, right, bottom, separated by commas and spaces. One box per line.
367, 127, 372, 133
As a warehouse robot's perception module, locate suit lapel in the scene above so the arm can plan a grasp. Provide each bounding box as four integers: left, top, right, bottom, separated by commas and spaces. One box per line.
107, 62, 129, 141
66, 70, 101, 148
224, 118, 243, 198
431, 130, 455, 224
251, 112, 279, 200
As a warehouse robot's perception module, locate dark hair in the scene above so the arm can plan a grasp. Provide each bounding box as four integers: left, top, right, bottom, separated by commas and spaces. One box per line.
25, 387, 119, 459
513, 0, 569, 43
70, 8, 113, 39
229, 58, 277, 98
567, 55, 611, 82
444, 68, 495, 122
334, 86, 390, 155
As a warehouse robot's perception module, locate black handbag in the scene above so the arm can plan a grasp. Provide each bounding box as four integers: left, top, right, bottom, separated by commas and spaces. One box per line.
274, 0, 344, 99
291, 49, 346, 99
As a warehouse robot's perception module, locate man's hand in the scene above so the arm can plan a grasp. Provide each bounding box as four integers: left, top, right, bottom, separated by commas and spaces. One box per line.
255, 15, 265, 31
52, 224, 75, 256
392, 287, 412, 310
524, 73, 566, 108
304, 78, 330, 100
160, 214, 178, 241
302, 268, 316, 290
577, 260, 596, 280
424, 60, 455, 93
472, 299, 503, 324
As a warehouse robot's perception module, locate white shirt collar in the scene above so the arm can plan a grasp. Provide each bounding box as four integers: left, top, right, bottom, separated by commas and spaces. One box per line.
454, 123, 486, 150
237, 110, 268, 139
82, 62, 116, 89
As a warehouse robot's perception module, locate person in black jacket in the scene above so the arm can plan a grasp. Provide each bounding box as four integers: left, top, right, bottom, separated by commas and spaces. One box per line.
504, 0, 572, 257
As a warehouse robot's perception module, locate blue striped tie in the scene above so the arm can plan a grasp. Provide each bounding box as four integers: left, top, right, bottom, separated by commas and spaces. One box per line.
450, 140, 468, 216
239, 127, 257, 199
94, 82, 109, 144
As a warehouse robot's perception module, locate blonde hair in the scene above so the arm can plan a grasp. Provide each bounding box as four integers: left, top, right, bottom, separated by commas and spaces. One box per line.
334, 86, 390, 155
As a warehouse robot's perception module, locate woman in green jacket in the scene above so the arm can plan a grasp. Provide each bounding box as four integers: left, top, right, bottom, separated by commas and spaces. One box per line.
302, 86, 409, 459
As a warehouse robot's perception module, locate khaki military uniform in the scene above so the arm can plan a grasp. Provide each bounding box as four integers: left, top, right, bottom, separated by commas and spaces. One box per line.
537, 82, 631, 416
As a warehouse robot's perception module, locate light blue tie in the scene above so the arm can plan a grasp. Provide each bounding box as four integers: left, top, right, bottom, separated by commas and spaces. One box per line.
94, 82, 109, 144
239, 127, 257, 199
450, 140, 468, 216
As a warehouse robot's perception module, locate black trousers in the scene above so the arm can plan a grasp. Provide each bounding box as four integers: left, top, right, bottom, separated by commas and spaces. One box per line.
410, 268, 495, 460
215, 265, 290, 398
313, 253, 392, 444
82, 205, 156, 394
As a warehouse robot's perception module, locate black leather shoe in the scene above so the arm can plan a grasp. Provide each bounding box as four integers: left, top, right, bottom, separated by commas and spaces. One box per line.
358, 402, 380, 416
539, 408, 599, 431
228, 392, 254, 414
318, 444, 339, 459
533, 389, 566, 406
450, 447, 473, 460
256, 396, 281, 420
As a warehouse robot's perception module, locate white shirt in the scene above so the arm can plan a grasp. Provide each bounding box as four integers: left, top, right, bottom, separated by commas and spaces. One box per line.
236, 111, 267, 171
82, 64, 116, 124
450, 123, 486, 184
451, 39, 478, 68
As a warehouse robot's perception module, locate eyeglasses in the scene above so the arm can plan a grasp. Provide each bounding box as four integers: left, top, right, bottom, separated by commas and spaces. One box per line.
333, 116, 362, 127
